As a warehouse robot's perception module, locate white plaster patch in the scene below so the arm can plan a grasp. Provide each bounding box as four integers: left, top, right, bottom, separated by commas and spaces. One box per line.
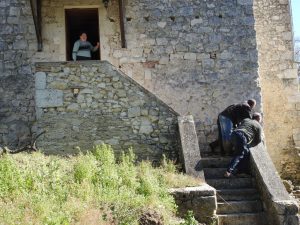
36, 89, 63, 108
35, 72, 47, 90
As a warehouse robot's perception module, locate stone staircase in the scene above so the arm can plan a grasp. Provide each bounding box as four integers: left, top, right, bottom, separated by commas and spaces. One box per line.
201, 155, 267, 225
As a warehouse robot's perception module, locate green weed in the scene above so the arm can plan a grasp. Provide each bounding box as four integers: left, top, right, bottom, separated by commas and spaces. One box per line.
0, 144, 202, 225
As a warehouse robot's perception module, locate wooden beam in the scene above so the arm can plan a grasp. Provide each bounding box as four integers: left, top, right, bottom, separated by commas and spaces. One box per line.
30, 0, 43, 51
118, 0, 126, 48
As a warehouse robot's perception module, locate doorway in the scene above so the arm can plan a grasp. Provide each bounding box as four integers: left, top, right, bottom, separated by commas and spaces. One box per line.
65, 8, 100, 61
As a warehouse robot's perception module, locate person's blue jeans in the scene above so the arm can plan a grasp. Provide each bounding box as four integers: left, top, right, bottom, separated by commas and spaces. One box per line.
227, 130, 249, 174
219, 115, 233, 153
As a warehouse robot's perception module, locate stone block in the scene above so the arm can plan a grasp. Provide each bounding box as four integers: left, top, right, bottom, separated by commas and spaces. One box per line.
35, 72, 47, 90
159, 56, 169, 65
156, 38, 168, 45
282, 68, 298, 79
7, 17, 19, 24
191, 18, 203, 26
67, 103, 79, 112
128, 106, 141, 118
63, 67, 70, 75
184, 53, 197, 60
144, 70, 152, 80
170, 184, 216, 197
48, 81, 68, 90
81, 89, 94, 94
237, 0, 253, 5
35, 89, 63, 108
193, 196, 217, 217
116, 90, 127, 97
178, 115, 204, 178
273, 200, 299, 215
202, 59, 215, 69
131, 48, 143, 57
106, 138, 119, 145
9, 7, 20, 16
175, 44, 188, 52
282, 32, 292, 41
139, 118, 153, 134
113, 50, 124, 58
157, 22, 166, 28
13, 39, 27, 50
171, 184, 217, 224
170, 53, 184, 60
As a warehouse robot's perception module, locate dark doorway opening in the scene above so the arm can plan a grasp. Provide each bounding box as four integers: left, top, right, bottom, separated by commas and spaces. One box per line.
65, 8, 100, 61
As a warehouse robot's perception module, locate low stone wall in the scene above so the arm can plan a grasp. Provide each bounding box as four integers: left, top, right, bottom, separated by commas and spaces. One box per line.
170, 184, 218, 224
34, 61, 181, 161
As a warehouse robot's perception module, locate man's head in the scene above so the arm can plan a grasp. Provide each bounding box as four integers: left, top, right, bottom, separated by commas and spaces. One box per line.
79, 32, 87, 41
252, 112, 262, 123
247, 99, 256, 109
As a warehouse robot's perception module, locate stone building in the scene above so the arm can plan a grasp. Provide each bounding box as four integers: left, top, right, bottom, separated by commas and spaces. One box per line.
0, 0, 299, 181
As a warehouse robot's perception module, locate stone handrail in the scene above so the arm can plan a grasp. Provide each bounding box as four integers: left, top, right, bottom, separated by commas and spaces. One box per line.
250, 143, 299, 225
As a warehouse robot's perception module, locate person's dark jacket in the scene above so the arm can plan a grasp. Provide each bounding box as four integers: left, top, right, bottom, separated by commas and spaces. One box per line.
220, 103, 252, 127
235, 118, 263, 147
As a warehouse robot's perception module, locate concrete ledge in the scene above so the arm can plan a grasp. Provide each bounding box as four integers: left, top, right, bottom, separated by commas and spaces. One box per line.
170, 184, 218, 224
169, 184, 216, 196
250, 143, 299, 225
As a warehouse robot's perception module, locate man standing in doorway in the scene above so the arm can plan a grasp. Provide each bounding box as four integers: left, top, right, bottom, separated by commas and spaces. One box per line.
72, 32, 100, 61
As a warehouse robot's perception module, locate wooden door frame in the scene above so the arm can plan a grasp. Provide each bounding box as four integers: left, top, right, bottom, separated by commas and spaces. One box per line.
64, 7, 101, 61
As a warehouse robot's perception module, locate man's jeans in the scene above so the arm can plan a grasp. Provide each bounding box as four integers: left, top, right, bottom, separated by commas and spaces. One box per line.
219, 115, 233, 153
227, 130, 249, 174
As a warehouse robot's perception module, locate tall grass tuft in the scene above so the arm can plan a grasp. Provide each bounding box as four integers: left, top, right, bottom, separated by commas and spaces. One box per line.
0, 144, 202, 225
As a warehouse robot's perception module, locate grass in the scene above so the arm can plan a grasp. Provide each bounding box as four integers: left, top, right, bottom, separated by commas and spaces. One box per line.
0, 145, 202, 225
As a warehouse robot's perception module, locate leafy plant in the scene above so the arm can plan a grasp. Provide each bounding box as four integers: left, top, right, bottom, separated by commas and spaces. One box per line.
180, 211, 198, 225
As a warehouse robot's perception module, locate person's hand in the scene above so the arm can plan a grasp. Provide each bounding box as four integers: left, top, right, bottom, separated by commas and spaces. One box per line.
96, 42, 100, 48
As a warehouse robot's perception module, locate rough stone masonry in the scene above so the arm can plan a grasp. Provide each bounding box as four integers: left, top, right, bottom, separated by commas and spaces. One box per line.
33, 61, 181, 161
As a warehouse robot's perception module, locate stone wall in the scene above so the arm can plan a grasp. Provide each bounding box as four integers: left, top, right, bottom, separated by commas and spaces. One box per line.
0, 0, 37, 147
35, 0, 262, 152
170, 184, 218, 224
32, 0, 120, 62
2, 0, 299, 182
253, 0, 300, 181
34, 61, 180, 161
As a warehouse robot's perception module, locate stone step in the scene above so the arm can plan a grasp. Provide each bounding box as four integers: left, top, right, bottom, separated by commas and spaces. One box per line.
204, 168, 228, 179
217, 200, 263, 214
201, 157, 232, 168
218, 212, 266, 225
204, 168, 252, 179
206, 178, 254, 189
217, 189, 260, 201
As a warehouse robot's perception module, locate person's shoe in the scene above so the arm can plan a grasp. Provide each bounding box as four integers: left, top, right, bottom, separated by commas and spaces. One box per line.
224, 171, 233, 178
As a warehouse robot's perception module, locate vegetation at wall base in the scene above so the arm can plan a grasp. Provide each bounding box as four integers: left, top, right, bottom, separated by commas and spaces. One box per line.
0, 144, 201, 225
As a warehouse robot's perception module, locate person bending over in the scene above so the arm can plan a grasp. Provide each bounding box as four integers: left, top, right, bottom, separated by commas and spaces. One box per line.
72, 32, 100, 61
209, 99, 256, 154
224, 112, 263, 178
